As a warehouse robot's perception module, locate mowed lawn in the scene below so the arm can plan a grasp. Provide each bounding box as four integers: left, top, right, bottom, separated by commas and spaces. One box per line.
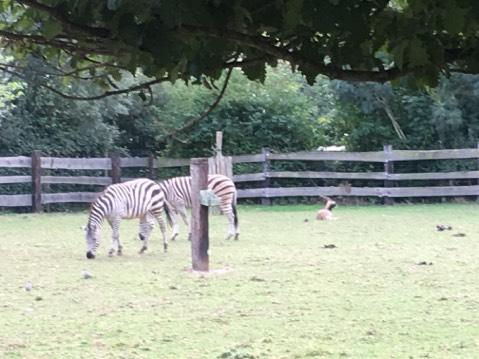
1, 204, 479, 359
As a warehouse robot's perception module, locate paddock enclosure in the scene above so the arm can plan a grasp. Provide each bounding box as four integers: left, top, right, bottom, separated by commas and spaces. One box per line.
1, 204, 479, 358
3, 146, 479, 211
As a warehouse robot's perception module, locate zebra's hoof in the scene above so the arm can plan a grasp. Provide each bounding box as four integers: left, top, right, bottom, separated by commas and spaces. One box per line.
234, 234, 240, 240
139, 246, 147, 254
117, 250, 123, 256
163, 244, 168, 253
171, 233, 179, 241
108, 249, 115, 257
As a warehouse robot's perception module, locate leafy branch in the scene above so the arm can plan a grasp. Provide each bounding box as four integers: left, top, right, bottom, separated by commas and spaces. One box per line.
0, 63, 170, 100
163, 66, 234, 143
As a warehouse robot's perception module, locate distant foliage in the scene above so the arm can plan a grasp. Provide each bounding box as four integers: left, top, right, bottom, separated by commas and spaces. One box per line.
2, 56, 479, 160
156, 64, 326, 157
0, 58, 120, 156
324, 74, 479, 152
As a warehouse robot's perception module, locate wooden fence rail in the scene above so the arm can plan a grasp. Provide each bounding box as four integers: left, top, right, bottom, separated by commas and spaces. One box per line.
2, 146, 479, 210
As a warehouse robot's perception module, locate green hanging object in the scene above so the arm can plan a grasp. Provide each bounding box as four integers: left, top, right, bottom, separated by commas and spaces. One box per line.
200, 189, 221, 206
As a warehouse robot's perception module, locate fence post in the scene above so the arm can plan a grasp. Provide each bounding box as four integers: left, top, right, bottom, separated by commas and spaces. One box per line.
383, 144, 394, 205
216, 131, 223, 155
261, 147, 272, 205
148, 153, 156, 180
190, 158, 209, 272
110, 152, 121, 184
31, 150, 42, 213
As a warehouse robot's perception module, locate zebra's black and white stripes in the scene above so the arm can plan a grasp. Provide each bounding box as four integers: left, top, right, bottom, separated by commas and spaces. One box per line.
85, 178, 170, 259
158, 174, 239, 240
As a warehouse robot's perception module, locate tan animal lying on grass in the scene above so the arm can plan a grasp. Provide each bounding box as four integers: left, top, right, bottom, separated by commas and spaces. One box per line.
316, 196, 337, 220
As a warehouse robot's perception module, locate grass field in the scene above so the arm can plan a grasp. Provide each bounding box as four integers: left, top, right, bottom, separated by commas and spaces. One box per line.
1, 203, 479, 359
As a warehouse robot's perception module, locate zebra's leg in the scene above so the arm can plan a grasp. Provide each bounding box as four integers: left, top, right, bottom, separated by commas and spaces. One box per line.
107, 217, 121, 256
154, 210, 169, 252
221, 201, 236, 240
139, 215, 154, 254
177, 205, 191, 241
168, 206, 180, 241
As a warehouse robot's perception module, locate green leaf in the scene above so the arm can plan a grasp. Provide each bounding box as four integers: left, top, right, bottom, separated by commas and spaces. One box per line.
138, 91, 147, 101
297, 64, 317, 85
111, 69, 122, 81
42, 21, 63, 40
407, 38, 429, 67
242, 62, 266, 83
391, 41, 408, 70
283, 0, 303, 31
443, 4, 466, 34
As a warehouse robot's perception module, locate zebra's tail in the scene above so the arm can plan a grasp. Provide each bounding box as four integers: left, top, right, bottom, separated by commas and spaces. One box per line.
232, 192, 238, 228
163, 202, 173, 228
233, 204, 238, 228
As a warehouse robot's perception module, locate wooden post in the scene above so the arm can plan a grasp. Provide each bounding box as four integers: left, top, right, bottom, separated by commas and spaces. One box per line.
190, 158, 209, 272
261, 147, 272, 205
383, 144, 394, 205
148, 153, 156, 180
110, 152, 121, 184
31, 150, 42, 213
209, 131, 232, 215
216, 131, 223, 155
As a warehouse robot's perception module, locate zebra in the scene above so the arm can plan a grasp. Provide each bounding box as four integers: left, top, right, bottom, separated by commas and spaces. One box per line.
84, 178, 171, 259
158, 174, 239, 241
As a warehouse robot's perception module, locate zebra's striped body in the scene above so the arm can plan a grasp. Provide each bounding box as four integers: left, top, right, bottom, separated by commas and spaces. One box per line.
159, 174, 239, 240
85, 178, 170, 259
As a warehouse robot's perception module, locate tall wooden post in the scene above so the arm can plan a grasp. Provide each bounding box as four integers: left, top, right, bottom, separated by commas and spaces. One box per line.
31, 150, 42, 213
261, 147, 272, 205
216, 131, 223, 155
383, 144, 394, 205
110, 152, 121, 184
148, 153, 156, 180
190, 158, 209, 272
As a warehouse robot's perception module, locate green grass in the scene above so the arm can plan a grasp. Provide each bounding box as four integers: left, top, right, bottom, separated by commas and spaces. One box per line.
1, 204, 479, 358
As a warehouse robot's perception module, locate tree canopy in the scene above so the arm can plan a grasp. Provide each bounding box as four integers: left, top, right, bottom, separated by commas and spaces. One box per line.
1, 0, 479, 99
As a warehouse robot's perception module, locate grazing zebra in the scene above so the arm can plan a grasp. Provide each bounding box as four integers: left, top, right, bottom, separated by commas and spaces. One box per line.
84, 178, 171, 259
158, 174, 239, 241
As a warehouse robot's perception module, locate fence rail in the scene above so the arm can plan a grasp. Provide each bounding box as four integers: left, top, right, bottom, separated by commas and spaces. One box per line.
1, 146, 479, 210
237, 185, 479, 199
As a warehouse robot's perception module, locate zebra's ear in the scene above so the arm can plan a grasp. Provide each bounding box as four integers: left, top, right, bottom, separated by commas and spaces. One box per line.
80, 225, 87, 231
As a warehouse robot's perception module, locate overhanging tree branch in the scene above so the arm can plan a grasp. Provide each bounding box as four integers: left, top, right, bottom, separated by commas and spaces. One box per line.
179, 25, 410, 83
15, 0, 111, 39
41, 76, 170, 100
0, 64, 170, 100
0, 61, 116, 80
0, 30, 115, 55
166, 66, 234, 141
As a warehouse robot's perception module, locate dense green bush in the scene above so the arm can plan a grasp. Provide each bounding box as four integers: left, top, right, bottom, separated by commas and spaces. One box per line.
149, 64, 326, 157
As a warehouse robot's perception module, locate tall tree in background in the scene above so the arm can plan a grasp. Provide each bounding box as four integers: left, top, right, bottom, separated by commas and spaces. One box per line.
325, 73, 479, 151
0, 56, 120, 155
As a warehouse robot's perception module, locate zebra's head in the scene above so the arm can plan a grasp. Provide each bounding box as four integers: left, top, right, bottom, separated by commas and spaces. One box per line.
85, 224, 100, 259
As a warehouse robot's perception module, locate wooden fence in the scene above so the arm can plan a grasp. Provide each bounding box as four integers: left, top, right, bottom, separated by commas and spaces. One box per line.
2, 145, 479, 210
